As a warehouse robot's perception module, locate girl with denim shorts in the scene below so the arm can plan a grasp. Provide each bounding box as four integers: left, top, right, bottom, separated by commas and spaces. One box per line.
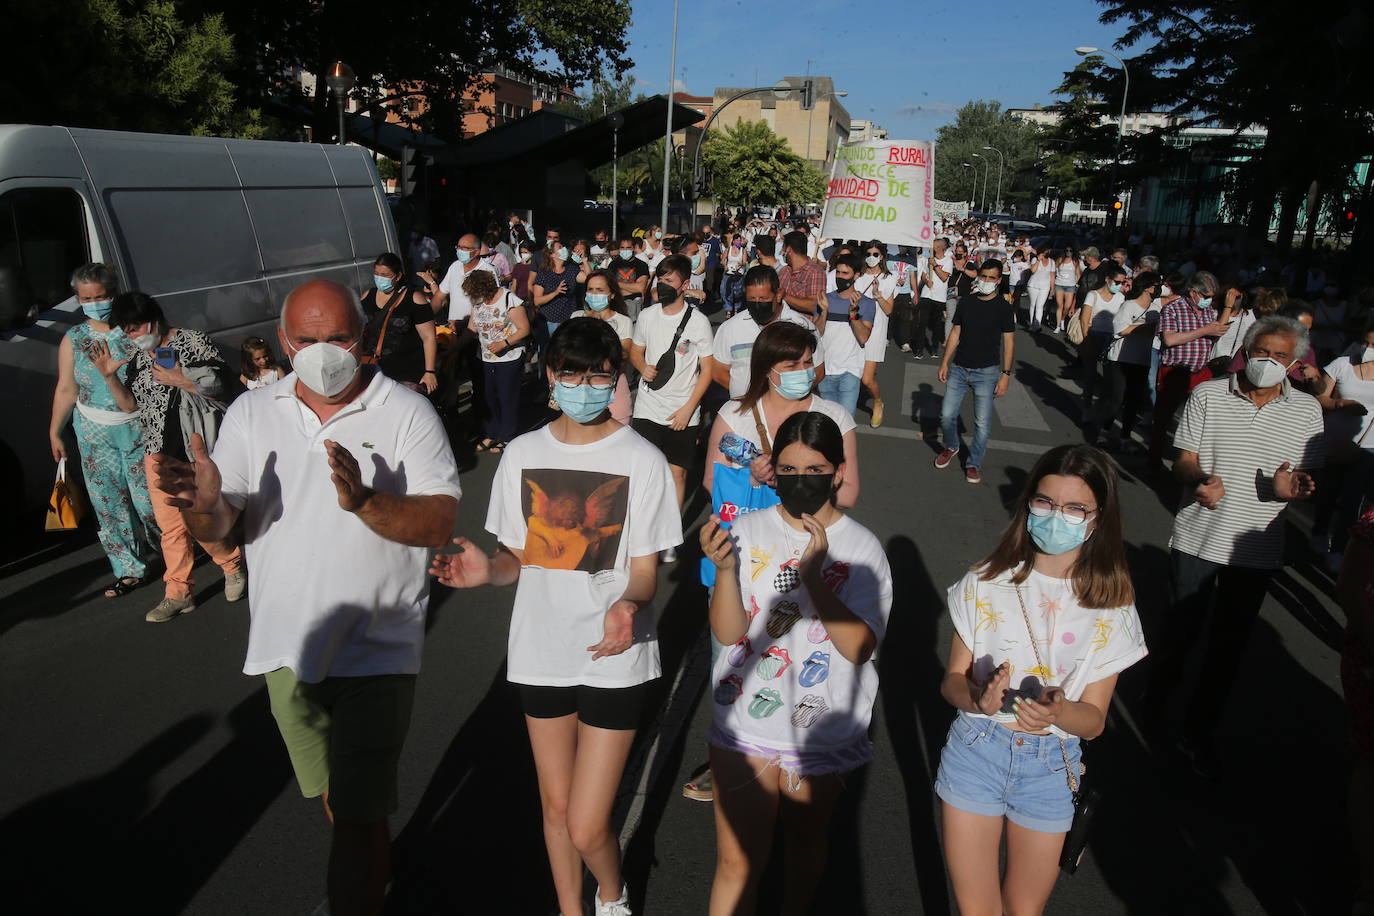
935, 444, 1147, 914
700, 411, 892, 916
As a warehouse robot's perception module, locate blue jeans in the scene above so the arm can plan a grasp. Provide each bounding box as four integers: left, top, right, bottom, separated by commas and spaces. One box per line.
1148, 347, 1161, 405
940, 364, 999, 468
817, 371, 861, 416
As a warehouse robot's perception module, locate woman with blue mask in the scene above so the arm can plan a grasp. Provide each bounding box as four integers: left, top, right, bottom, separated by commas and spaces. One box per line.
568, 270, 634, 424
360, 252, 437, 393
431, 317, 682, 916
48, 262, 158, 599
936, 444, 1145, 916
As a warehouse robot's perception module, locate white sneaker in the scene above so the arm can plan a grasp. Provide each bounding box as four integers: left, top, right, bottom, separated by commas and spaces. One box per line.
595, 886, 632, 916
660, 547, 677, 564
224, 570, 247, 602
900, 343, 911, 352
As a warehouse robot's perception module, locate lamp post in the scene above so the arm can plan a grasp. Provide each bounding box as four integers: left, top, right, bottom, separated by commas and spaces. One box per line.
1076, 46, 1130, 233
961, 163, 976, 211
691, 81, 798, 211
324, 61, 355, 147
609, 111, 625, 240
971, 152, 988, 212
660, 0, 680, 231
981, 145, 1005, 214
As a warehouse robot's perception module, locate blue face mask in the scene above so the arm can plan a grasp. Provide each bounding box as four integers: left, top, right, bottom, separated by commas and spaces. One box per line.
1196, 295, 1212, 309
373, 275, 395, 293
557, 246, 570, 262
456, 249, 473, 264
619, 250, 633, 260
1108, 283, 1121, 295
1026, 513, 1091, 555
81, 299, 113, 321
585, 293, 610, 311
571, 253, 585, 265
691, 253, 702, 269
554, 380, 614, 422
771, 367, 816, 400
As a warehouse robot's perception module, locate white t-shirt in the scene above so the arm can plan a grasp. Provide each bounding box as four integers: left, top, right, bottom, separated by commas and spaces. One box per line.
1008, 260, 1030, 288
946, 566, 1147, 739
712, 307, 824, 398
1108, 298, 1156, 366
485, 424, 683, 688
244, 368, 281, 390
717, 396, 856, 467
710, 508, 892, 753
856, 273, 897, 363
1085, 289, 1125, 335
214, 372, 462, 683
1325, 356, 1374, 448
1027, 257, 1055, 290
923, 254, 953, 301
1208, 309, 1257, 362
471, 290, 527, 363
440, 258, 497, 323
632, 303, 714, 426
569, 309, 634, 343
637, 246, 666, 275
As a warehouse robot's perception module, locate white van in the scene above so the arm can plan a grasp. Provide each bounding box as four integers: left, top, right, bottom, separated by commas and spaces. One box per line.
0, 125, 397, 533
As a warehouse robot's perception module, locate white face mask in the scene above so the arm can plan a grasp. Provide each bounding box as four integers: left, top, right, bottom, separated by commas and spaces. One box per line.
288, 339, 360, 398
1362, 346, 1374, 365
1244, 355, 1292, 389
864, 254, 881, 268
132, 330, 160, 351
976, 279, 998, 295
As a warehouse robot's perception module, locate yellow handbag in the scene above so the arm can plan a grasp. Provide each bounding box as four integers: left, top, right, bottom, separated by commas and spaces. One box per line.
45, 458, 86, 531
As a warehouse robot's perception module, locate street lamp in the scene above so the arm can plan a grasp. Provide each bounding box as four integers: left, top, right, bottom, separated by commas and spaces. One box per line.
970, 152, 988, 212
660, 0, 681, 231
690, 80, 799, 212
609, 111, 625, 240
1076, 46, 1130, 232
324, 60, 356, 147
981, 145, 1005, 214
961, 163, 976, 211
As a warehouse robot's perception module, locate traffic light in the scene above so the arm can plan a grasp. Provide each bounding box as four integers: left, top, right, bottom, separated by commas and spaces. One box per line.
1341, 202, 1359, 232
401, 145, 429, 197
1111, 199, 1123, 213
800, 79, 815, 111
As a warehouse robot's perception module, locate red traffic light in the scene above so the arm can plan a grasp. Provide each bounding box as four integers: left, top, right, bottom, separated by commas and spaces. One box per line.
1111, 199, 1123, 211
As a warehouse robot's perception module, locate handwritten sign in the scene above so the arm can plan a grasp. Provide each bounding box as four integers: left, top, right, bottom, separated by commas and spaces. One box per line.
821, 140, 935, 247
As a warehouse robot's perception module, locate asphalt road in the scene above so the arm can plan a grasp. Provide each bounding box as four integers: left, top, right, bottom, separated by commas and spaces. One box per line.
0, 324, 1353, 915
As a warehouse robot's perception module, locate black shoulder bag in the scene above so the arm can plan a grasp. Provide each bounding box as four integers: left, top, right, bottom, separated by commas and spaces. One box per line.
1013, 582, 1100, 875
646, 304, 694, 391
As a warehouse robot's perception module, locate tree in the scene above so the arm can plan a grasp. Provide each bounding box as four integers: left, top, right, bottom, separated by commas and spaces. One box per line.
198, 0, 634, 143
2, 0, 282, 139
700, 120, 826, 206
932, 101, 1046, 213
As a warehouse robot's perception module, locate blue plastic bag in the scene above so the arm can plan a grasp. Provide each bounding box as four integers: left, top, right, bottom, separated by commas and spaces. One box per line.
700, 462, 779, 587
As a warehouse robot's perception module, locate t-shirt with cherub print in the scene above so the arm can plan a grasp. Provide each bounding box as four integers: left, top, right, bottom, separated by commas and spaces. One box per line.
709, 507, 893, 756
946, 566, 1148, 739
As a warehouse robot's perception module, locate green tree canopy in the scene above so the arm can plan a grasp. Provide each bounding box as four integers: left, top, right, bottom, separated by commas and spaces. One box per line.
932, 101, 1047, 214
700, 120, 826, 206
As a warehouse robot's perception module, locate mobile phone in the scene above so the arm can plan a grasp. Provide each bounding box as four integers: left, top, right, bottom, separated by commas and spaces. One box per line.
154, 347, 177, 369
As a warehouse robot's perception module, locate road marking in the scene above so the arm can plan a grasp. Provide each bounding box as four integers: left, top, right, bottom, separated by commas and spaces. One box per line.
902, 362, 1051, 432
855, 424, 1053, 455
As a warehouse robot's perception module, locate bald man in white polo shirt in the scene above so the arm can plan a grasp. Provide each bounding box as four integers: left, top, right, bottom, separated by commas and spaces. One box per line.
152, 279, 460, 916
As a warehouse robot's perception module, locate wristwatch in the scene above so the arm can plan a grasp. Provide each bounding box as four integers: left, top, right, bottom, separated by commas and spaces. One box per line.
1001, 369, 1012, 376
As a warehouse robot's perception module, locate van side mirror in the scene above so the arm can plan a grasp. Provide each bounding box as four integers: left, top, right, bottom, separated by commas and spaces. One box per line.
0, 266, 34, 332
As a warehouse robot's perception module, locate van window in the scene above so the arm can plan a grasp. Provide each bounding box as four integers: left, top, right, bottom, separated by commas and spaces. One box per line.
105, 189, 261, 293
0, 187, 89, 308
338, 188, 389, 259
245, 189, 353, 271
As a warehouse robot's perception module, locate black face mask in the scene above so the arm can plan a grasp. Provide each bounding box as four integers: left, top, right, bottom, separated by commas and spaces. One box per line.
834, 277, 854, 292
746, 300, 775, 326
656, 281, 680, 304
775, 473, 834, 519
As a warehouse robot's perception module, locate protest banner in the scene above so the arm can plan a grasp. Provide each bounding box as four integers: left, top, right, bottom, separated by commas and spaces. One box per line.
820, 139, 935, 247
933, 199, 969, 221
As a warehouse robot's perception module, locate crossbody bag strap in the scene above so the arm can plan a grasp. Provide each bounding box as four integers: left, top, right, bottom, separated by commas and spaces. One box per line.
371, 287, 409, 360
1012, 580, 1081, 793
750, 404, 772, 455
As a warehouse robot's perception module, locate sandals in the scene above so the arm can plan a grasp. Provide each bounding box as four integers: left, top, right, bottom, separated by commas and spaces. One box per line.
475, 439, 496, 452
487, 441, 507, 454
103, 576, 146, 598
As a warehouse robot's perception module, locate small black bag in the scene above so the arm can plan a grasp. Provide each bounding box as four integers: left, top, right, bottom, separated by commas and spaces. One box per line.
645, 304, 694, 391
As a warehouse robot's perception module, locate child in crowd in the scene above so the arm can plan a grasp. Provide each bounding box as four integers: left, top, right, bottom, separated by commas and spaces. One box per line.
239, 337, 281, 390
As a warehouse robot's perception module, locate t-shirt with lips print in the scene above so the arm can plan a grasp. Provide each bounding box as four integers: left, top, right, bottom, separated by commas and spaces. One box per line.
709, 506, 893, 755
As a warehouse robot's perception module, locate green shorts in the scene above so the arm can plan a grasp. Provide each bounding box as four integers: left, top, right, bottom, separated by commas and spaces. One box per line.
264, 667, 417, 824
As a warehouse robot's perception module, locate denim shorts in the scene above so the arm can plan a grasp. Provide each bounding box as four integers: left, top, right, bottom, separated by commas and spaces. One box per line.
934, 711, 1081, 834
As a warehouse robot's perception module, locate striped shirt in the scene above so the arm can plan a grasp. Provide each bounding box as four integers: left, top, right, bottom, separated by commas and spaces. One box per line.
1158, 297, 1217, 371
1169, 375, 1324, 568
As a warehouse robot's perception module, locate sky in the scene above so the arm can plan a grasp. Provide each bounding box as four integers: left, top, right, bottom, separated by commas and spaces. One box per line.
614, 0, 1135, 135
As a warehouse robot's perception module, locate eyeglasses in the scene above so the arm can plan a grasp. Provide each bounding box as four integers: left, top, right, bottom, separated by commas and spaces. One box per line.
1027, 496, 1098, 526
554, 370, 616, 390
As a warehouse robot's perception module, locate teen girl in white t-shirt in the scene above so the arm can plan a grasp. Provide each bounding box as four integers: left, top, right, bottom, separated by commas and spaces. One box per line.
700, 410, 893, 915
935, 444, 1146, 915
857, 239, 898, 430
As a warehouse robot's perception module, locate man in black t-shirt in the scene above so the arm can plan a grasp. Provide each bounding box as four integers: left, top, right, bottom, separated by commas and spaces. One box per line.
934, 259, 1015, 484
613, 236, 650, 318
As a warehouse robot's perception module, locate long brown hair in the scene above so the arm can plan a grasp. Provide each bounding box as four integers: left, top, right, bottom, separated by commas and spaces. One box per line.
583, 269, 628, 315
977, 444, 1133, 609
737, 321, 817, 411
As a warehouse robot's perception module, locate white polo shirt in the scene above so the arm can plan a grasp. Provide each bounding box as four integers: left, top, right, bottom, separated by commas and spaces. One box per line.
440, 257, 497, 324
213, 370, 462, 683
